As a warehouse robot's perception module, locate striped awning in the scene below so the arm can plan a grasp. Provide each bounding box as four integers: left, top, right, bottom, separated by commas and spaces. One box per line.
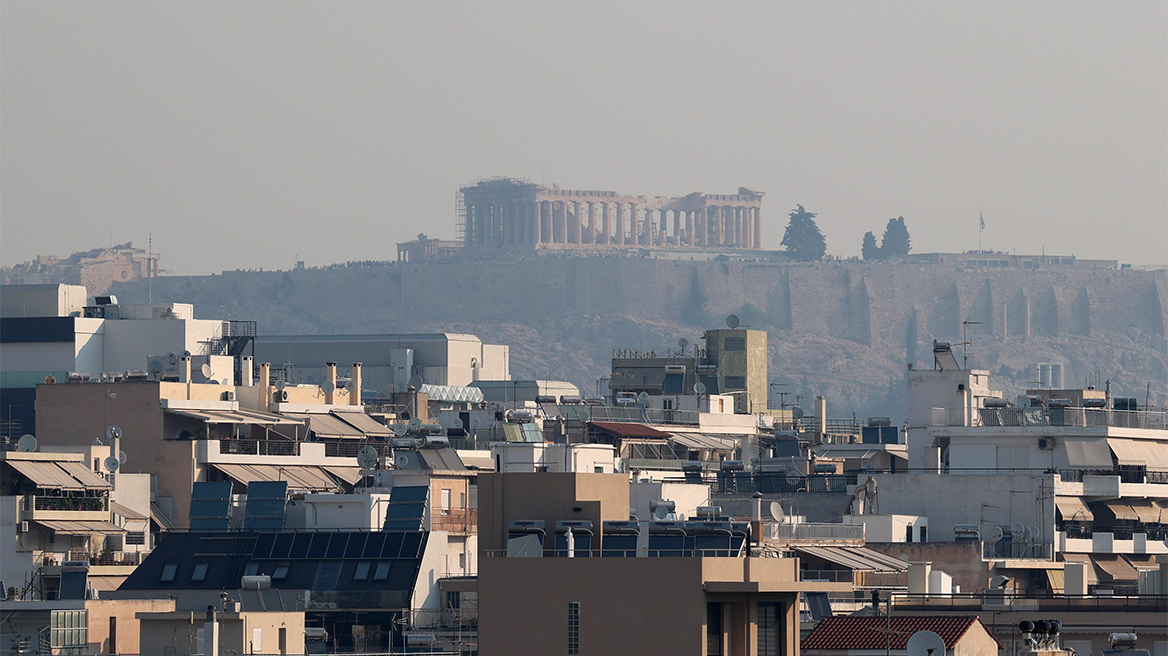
4, 460, 110, 490
211, 463, 340, 491
35, 520, 125, 535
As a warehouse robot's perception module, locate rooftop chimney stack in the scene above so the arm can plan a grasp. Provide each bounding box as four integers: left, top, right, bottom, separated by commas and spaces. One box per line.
180, 355, 191, 384
240, 356, 253, 387
325, 362, 337, 404
258, 362, 271, 411
814, 395, 827, 444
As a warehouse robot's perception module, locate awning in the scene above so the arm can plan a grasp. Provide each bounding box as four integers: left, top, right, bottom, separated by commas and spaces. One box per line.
1057, 437, 1113, 469
5, 460, 93, 490
1093, 556, 1138, 582
1124, 555, 1159, 570
35, 520, 125, 535
1055, 497, 1094, 522
322, 466, 364, 485
166, 408, 298, 425
57, 462, 114, 489
332, 411, 393, 437
1060, 553, 1098, 586
1108, 438, 1168, 469
1044, 569, 1065, 595
459, 453, 495, 470
211, 463, 339, 491
1129, 502, 1164, 524
1103, 502, 1139, 521
793, 546, 909, 572
110, 501, 147, 520
669, 432, 739, 451
150, 502, 174, 530
282, 413, 365, 439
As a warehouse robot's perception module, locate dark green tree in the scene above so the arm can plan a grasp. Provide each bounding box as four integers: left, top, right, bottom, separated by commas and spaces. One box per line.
861, 231, 881, 261
781, 205, 826, 261
880, 216, 911, 257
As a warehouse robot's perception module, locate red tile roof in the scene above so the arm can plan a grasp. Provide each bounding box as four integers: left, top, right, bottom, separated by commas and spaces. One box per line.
587, 422, 671, 438
803, 616, 997, 651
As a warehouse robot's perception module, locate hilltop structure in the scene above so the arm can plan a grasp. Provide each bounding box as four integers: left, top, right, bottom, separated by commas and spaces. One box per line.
457, 177, 765, 252
1, 243, 158, 296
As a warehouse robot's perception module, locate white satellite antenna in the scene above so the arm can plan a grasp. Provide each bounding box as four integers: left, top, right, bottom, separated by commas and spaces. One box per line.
104, 456, 120, 473
989, 526, 1005, 542
321, 380, 336, 395
357, 445, 379, 470
694, 382, 707, 395
1016, 395, 1031, 409
391, 424, 407, 437
275, 379, 287, 391
105, 426, 122, 441
678, 338, 688, 352
652, 505, 670, 521
471, 417, 483, 429
437, 415, 450, 429
451, 418, 464, 430
408, 375, 424, 390
408, 416, 422, 429
636, 391, 650, 405
906, 630, 946, 656
200, 363, 213, 379
785, 470, 802, 488
118, 451, 128, 465
17, 434, 38, 453
726, 314, 740, 329
182, 350, 192, 358
769, 501, 785, 522
166, 352, 178, 365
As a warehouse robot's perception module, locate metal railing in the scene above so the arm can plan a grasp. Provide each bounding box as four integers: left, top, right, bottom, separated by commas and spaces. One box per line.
65, 551, 142, 566
982, 540, 1054, 560
430, 507, 477, 533
977, 407, 1166, 430
407, 606, 479, 631
891, 592, 1168, 613
218, 439, 301, 456
32, 496, 107, 512
769, 522, 865, 542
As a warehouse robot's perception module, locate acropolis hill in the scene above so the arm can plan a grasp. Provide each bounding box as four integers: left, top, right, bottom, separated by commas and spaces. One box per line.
110, 253, 1168, 421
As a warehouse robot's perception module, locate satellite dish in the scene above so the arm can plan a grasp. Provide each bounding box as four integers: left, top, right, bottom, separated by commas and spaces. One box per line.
321, 380, 336, 395
106, 426, 122, 440
44, 374, 57, 384
408, 375, 424, 390
104, 456, 120, 472
201, 363, 213, 379
792, 407, 805, 420
275, 379, 287, 391
471, 417, 483, 429
451, 418, 464, 430
769, 501, 784, 522
785, 470, 802, 487
726, 314, 740, 329
166, 353, 178, 365
408, 416, 422, 428
906, 630, 946, 656
437, 415, 450, 429
1016, 395, 1031, 409
652, 505, 669, 521
678, 338, 688, 351
397, 453, 410, 467
392, 424, 407, 437
357, 445, 379, 469
182, 350, 192, 358
118, 451, 128, 465
17, 434, 38, 453
636, 391, 650, 404
694, 382, 707, 395
989, 526, 1005, 541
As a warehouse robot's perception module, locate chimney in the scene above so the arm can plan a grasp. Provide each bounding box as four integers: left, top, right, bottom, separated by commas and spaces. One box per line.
240, 356, 253, 387
814, 395, 827, 444
180, 355, 191, 383
351, 362, 363, 406
325, 362, 337, 404
258, 362, 271, 392
751, 491, 763, 547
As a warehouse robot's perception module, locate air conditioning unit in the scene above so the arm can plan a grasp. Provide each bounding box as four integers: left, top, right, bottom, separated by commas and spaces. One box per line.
276, 390, 290, 402
222, 390, 237, 402
1038, 438, 1054, 450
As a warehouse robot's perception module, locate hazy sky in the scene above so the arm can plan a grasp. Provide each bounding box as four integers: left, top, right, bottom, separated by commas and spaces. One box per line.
3, 2, 1165, 274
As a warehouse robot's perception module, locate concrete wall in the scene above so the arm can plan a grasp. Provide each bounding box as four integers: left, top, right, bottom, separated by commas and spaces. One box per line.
477, 473, 630, 553
0, 284, 88, 318
138, 610, 305, 656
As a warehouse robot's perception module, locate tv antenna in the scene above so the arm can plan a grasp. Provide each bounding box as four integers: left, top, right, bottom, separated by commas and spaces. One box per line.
960, 320, 982, 369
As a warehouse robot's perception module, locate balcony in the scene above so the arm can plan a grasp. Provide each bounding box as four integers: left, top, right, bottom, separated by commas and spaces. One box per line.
22, 494, 109, 522
430, 507, 477, 534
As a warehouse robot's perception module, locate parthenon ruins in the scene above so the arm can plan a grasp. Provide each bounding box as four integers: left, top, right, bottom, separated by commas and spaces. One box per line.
459, 178, 764, 250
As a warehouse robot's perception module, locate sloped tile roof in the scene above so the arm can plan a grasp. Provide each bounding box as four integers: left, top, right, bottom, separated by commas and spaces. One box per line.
803, 616, 996, 650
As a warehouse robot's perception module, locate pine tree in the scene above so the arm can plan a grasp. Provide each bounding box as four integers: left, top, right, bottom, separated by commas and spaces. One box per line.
781, 205, 826, 261
861, 231, 881, 261
880, 216, 911, 258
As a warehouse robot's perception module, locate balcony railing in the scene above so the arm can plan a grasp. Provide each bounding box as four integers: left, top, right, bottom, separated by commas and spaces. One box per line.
65, 551, 143, 566
32, 496, 107, 512
218, 439, 301, 456
769, 522, 865, 542
430, 507, 477, 533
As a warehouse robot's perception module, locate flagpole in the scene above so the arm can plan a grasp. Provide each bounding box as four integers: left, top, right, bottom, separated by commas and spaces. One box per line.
978, 209, 984, 254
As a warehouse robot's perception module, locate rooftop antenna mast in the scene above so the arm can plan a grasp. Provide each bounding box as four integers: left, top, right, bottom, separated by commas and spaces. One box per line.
960, 320, 982, 369
978, 208, 985, 254
147, 232, 153, 303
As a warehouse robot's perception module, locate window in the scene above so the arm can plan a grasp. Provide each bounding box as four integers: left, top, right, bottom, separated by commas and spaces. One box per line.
567, 602, 580, 655
446, 591, 460, 609
272, 563, 290, 580
756, 602, 782, 656
244, 562, 260, 577
458, 552, 466, 569
160, 563, 178, 582
905, 525, 914, 543
191, 562, 209, 582
311, 561, 343, 591
50, 610, 88, 649
353, 562, 372, 581
594, 465, 604, 474
724, 336, 746, 351
373, 562, 391, 581
441, 489, 451, 513
707, 603, 723, 655
126, 531, 146, 545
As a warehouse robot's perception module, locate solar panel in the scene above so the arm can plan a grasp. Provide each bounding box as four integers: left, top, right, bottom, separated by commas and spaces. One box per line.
243, 481, 288, 531
390, 486, 429, 503
290, 533, 313, 559
647, 535, 684, 557
252, 533, 276, 559
344, 533, 367, 558
270, 533, 294, 560
326, 533, 347, 558
381, 532, 404, 558
363, 532, 386, 558
189, 481, 232, 531
308, 533, 330, 559
59, 570, 88, 600
383, 486, 429, 531
694, 535, 730, 557
400, 531, 424, 558
600, 535, 637, 557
